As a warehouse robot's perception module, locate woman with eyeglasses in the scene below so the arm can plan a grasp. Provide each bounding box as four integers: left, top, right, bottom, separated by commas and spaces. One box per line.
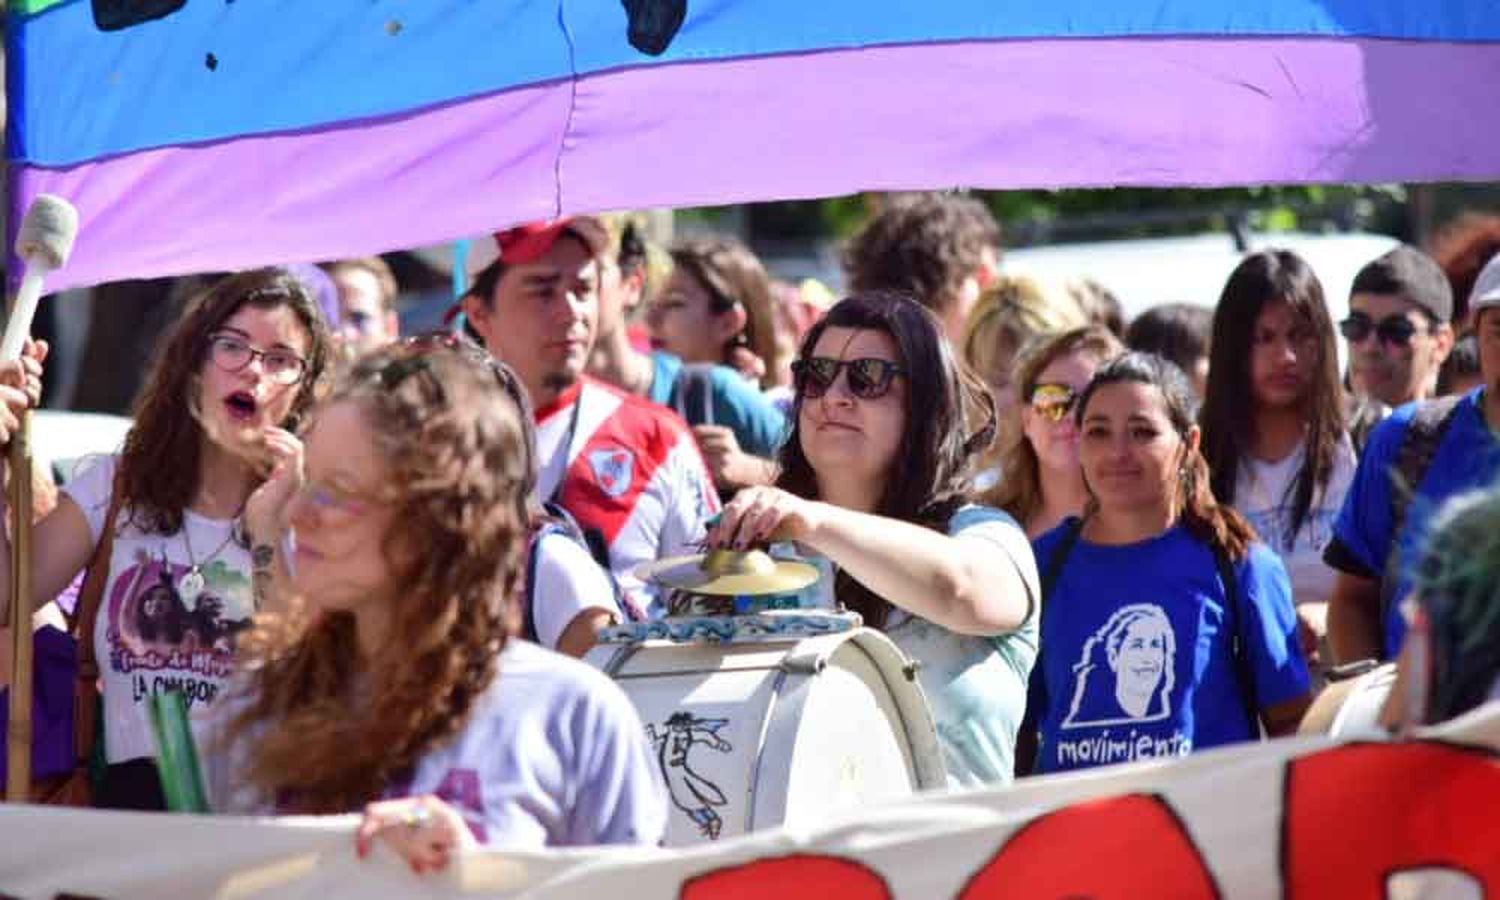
0, 268, 332, 809
1200, 251, 1355, 673
706, 290, 1040, 786
985, 327, 1124, 538
1024, 353, 1311, 775
206, 342, 665, 864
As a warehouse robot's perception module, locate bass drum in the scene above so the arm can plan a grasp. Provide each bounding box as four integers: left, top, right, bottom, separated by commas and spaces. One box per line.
1299, 663, 1397, 738
587, 623, 946, 847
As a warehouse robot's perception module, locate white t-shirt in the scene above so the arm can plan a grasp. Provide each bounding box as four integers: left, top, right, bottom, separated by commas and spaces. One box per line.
63, 455, 255, 764
528, 532, 621, 650
1234, 436, 1357, 608
205, 641, 668, 848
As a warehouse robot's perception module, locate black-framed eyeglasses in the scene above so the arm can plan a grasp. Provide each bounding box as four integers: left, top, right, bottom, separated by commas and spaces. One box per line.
1339, 312, 1426, 347
792, 356, 906, 400
206, 333, 307, 385
1027, 382, 1081, 423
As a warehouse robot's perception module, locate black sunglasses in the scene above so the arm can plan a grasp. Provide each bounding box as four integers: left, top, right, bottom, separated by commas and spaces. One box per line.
792, 356, 906, 400
1339, 312, 1425, 347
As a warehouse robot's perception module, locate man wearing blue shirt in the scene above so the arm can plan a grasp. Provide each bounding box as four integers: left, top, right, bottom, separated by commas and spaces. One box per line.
1325, 252, 1500, 662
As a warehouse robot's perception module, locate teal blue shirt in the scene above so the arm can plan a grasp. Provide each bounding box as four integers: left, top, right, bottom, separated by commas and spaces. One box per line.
649, 351, 788, 459
795, 505, 1040, 786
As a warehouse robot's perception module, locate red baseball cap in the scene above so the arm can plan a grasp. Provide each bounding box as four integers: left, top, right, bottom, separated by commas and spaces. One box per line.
448, 216, 610, 324
465, 216, 609, 274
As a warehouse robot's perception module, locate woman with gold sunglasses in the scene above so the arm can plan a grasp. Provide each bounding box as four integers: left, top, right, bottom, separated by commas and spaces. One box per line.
985, 327, 1124, 539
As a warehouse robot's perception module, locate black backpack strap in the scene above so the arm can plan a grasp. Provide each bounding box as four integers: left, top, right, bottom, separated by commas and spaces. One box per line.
540, 500, 637, 623
1389, 394, 1465, 536
1379, 394, 1465, 646
1040, 518, 1083, 608
1211, 544, 1262, 736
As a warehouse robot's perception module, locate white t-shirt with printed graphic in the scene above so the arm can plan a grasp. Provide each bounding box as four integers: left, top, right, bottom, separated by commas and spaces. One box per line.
205, 641, 668, 848
1233, 436, 1356, 609
64, 455, 255, 765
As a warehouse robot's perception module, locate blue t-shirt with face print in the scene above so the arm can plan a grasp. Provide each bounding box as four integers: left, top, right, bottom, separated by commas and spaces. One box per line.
1029, 522, 1309, 774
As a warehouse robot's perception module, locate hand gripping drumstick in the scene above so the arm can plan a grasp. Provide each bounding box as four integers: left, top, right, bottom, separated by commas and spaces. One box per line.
6, 194, 78, 801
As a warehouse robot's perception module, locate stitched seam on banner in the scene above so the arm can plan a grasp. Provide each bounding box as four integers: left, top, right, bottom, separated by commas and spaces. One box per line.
553, 0, 581, 218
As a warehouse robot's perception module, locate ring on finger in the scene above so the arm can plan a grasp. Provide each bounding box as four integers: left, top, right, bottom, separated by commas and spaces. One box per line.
401, 804, 433, 831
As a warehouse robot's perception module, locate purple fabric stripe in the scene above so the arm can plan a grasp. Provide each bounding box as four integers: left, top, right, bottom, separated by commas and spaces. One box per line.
14, 82, 572, 291
16, 36, 1500, 291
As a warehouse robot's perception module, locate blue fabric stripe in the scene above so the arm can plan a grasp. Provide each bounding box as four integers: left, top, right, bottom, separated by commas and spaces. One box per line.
12, 0, 1500, 166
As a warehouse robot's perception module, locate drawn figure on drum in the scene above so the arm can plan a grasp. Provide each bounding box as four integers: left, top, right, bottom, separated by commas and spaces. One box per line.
647, 712, 732, 839
1062, 604, 1177, 727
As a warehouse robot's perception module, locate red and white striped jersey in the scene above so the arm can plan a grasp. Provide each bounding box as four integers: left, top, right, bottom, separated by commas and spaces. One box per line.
535, 378, 719, 618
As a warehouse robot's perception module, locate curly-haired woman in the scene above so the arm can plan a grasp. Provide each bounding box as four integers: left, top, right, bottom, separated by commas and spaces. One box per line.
205, 342, 664, 865
0, 268, 332, 809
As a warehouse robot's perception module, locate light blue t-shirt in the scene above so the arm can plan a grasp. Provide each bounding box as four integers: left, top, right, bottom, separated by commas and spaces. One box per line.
1328, 387, 1500, 658
800, 504, 1040, 787
649, 351, 788, 458
1029, 523, 1309, 775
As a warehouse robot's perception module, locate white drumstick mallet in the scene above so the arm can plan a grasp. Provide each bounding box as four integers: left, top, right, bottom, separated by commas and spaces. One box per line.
1, 194, 79, 362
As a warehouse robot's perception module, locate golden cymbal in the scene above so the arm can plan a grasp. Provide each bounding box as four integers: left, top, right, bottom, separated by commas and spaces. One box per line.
635, 549, 820, 596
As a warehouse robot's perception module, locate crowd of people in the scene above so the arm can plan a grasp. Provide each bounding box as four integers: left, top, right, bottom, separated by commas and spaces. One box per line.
2, 194, 1498, 870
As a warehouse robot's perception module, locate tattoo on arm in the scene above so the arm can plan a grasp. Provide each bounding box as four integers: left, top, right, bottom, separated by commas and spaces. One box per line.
251, 543, 275, 610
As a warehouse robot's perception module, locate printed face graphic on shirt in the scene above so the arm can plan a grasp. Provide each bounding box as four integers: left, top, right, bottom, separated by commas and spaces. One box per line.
1063, 604, 1177, 728
108, 550, 253, 673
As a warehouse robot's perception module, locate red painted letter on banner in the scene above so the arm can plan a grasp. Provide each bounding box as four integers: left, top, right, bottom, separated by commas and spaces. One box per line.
959, 793, 1218, 899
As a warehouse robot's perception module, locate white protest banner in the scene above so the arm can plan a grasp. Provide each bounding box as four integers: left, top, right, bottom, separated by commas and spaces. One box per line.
1, 704, 1496, 900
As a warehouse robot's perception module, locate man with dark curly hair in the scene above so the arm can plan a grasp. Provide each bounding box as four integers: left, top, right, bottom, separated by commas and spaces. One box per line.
842, 192, 1003, 344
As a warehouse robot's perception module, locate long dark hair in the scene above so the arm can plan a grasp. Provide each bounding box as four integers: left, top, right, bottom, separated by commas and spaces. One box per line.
777, 290, 995, 627
1199, 250, 1345, 548
120, 268, 333, 537
669, 238, 780, 388
1077, 352, 1257, 562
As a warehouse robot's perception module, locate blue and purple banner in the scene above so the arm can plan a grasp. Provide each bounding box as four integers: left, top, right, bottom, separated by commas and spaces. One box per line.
8, 1, 1500, 288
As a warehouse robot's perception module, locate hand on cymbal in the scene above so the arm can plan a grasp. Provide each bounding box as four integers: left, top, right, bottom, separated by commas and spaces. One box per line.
705, 486, 823, 549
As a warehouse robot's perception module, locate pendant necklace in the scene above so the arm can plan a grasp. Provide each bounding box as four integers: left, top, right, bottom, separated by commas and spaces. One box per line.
178, 520, 239, 603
